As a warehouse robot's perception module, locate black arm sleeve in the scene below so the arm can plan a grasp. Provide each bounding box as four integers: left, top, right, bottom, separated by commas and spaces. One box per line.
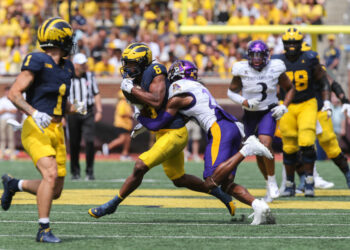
331, 80, 350, 104
319, 74, 331, 92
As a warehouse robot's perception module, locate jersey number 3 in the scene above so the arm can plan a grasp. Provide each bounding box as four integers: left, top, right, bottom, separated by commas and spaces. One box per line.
53, 84, 66, 115
286, 70, 308, 91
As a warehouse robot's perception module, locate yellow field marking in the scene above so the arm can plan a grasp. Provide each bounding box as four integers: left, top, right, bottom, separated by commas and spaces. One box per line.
5, 189, 350, 209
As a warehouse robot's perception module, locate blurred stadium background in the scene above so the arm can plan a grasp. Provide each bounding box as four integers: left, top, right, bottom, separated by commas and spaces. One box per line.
1, 0, 350, 156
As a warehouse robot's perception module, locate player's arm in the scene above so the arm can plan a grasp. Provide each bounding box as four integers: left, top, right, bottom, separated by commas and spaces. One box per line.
330, 80, 349, 104
278, 72, 295, 107
131, 74, 166, 109
8, 70, 36, 116
138, 94, 192, 131
227, 76, 258, 109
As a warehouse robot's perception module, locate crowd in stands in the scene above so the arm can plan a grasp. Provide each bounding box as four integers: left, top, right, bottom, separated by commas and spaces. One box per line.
0, 0, 327, 78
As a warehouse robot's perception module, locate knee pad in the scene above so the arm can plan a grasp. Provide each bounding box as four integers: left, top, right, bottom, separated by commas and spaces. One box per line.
300, 146, 316, 164
283, 152, 298, 166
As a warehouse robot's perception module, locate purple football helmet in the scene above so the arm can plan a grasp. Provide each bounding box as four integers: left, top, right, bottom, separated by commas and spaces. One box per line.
247, 40, 270, 71
168, 60, 198, 83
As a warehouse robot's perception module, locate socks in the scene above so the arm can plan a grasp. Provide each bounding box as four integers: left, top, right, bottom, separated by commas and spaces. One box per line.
109, 194, 124, 207
267, 175, 276, 182
39, 218, 50, 229
209, 186, 232, 204
286, 175, 295, 183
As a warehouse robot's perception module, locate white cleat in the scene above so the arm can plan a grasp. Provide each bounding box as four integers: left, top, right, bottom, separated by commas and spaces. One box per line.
314, 176, 334, 189
240, 136, 273, 159
250, 199, 275, 225
268, 180, 280, 199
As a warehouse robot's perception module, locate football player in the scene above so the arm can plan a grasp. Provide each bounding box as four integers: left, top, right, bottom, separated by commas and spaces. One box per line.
1, 17, 85, 243
228, 40, 295, 202
88, 43, 236, 219
288, 42, 350, 190
273, 28, 331, 197
137, 60, 274, 225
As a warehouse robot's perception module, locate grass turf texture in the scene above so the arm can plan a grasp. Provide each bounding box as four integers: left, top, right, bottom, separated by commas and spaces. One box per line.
1, 159, 350, 249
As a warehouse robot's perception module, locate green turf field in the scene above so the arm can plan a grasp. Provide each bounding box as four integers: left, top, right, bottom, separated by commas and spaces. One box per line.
1, 159, 350, 249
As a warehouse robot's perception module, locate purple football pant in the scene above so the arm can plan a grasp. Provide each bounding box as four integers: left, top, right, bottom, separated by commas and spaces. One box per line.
243, 109, 276, 137
203, 118, 242, 179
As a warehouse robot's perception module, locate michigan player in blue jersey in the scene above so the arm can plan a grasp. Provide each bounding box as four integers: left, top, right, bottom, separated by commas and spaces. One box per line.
273, 28, 331, 197
88, 43, 235, 219
1, 17, 85, 243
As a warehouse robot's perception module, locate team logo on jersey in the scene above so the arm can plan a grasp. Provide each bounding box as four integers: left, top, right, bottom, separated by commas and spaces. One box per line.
172, 83, 181, 92
45, 63, 53, 68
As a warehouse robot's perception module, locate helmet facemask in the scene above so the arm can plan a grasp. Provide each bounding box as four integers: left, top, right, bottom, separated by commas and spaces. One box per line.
283, 40, 303, 58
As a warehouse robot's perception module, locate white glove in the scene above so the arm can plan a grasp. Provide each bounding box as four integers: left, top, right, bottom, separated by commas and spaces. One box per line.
133, 104, 143, 120
321, 100, 332, 118
131, 123, 147, 138
243, 98, 260, 111
271, 104, 288, 120
32, 110, 52, 133
73, 100, 87, 115
121, 79, 134, 94
341, 103, 350, 117
6, 119, 23, 131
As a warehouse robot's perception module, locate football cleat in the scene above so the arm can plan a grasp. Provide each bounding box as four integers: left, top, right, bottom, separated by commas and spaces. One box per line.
267, 180, 280, 199
250, 199, 275, 225
88, 201, 118, 219
304, 176, 315, 197
36, 228, 61, 243
1, 174, 17, 211
314, 176, 334, 189
240, 136, 273, 159
280, 181, 295, 197
225, 201, 236, 216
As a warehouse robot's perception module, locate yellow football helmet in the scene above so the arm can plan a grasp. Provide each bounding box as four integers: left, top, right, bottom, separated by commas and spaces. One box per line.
120, 43, 153, 78
37, 17, 74, 57
301, 42, 311, 52
282, 27, 304, 57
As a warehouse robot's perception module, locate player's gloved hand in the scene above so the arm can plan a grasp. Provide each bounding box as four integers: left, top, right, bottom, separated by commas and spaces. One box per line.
341, 103, 350, 117
133, 104, 143, 120
243, 98, 260, 111
271, 104, 288, 120
6, 119, 23, 131
32, 110, 52, 133
321, 100, 333, 118
73, 100, 87, 115
121, 79, 134, 94
131, 123, 147, 138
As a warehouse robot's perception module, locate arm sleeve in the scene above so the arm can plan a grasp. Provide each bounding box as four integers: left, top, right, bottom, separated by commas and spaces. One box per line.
138, 111, 175, 131
331, 80, 349, 104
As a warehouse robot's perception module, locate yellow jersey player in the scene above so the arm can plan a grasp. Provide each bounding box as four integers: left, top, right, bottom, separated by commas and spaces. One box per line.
88, 43, 235, 218
273, 28, 331, 197
1, 17, 85, 243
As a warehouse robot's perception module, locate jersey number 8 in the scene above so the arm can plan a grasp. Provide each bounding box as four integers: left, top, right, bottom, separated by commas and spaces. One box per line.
286, 70, 308, 91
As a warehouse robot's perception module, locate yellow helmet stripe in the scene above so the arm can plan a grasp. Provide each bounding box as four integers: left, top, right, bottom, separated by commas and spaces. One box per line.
39, 17, 59, 42
44, 19, 67, 41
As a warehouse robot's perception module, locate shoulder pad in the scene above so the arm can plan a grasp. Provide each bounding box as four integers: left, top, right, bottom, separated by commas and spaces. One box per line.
169, 79, 196, 99
270, 59, 286, 73
231, 61, 247, 76
21, 52, 45, 73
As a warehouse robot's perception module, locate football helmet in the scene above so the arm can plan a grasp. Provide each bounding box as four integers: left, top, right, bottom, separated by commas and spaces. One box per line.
247, 40, 270, 71
282, 27, 304, 57
37, 17, 74, 57
301, 42, 311, 52
120, 43, 153, 79
168, 60, 198, 83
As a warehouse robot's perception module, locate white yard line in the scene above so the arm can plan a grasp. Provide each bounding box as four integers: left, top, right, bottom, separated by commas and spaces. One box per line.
0, 234, 350, 240
2, 211, 350, 216
0, 220, 350, 227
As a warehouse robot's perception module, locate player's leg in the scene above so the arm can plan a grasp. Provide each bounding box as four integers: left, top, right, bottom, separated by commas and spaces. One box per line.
298, 99, 318, 197
88, 127, 188, 218
82, 112, 95, 180
279, 109, 299, 197
317, 111, 350, 187
67, 114, 82, 179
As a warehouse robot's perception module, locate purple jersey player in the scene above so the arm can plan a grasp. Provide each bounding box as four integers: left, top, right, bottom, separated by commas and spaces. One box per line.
228, 40, 295, 202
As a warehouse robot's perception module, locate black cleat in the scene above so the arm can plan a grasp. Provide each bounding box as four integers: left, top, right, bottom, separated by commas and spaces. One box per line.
1, 174, 16, 211
36, 228, 61, 243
